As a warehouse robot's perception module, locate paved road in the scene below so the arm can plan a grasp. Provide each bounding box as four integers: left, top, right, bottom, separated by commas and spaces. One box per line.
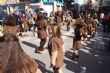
19, 25, 110, 73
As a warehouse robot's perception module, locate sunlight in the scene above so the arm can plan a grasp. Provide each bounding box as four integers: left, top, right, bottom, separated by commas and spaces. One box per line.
74, 0, 84, 5
74, 0, 97, 5
78, 0, 84, 5
80, 49, 92, 54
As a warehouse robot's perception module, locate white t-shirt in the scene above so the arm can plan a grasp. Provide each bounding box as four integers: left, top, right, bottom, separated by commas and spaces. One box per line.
100, 13, 104, 19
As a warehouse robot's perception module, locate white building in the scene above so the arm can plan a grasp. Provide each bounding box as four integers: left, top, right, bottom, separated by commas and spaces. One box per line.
79, 0, 100, 11
30, 0, 63, 16
42, 1, 63, 16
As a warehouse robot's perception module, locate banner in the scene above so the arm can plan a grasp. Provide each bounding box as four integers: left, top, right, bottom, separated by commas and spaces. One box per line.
1, 0, 19, 4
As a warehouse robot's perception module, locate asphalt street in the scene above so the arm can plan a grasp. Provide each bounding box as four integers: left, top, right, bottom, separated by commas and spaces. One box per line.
19, 25, 110, 73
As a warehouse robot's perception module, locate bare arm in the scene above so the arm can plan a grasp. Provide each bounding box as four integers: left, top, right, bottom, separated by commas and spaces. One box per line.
51, 50, 58, 66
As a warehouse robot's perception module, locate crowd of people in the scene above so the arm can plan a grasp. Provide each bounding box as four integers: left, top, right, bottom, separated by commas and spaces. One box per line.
100, 11, 110, 32
0, 8, 110, 73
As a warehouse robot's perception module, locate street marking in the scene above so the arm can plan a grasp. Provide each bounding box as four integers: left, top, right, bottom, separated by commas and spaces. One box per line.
62, 28, 74, 40
94, 54, 99, 57
80, 49, 92, 54
98, 61, 103, 64
19, 37, 33, 41
80, 67, 87, 73
81, 41, 87, 46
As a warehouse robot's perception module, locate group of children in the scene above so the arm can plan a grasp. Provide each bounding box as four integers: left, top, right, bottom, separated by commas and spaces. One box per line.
0, 12, 64, 73
0, 10, 99, 73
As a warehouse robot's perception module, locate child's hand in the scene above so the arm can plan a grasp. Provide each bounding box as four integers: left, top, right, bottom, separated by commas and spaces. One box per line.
51, 62, 55, 67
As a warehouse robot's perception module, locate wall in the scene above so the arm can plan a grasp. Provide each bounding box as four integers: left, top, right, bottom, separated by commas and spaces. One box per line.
43, 4, 53, 16
101, 0, 110, 6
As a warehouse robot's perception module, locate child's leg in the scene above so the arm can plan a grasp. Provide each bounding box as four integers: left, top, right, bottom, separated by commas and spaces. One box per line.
72, 48, 79, 61
58, 68, 63, 73
53, 67, 59, 73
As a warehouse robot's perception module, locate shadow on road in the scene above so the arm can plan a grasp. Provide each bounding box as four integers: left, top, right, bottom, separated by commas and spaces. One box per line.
78, 30, 110, 73
64, 59, 82, 73
63, 35, 74, 38
64, 28, 110, 73
34, 59, 53, 73
65, 51, 73, 60
22, 41, 38, 48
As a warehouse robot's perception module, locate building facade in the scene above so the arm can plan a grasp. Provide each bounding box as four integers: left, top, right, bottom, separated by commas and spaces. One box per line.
101, 0, 110, 6
29, 0, 64, 16
82, 0, 100, 11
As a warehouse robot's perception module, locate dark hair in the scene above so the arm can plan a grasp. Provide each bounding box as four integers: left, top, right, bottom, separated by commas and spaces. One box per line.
37, 12, 44, 20
20, 10, 25, 14
52, 23, 62, 38
76, 23, 84, 28
2, 15, 16, 26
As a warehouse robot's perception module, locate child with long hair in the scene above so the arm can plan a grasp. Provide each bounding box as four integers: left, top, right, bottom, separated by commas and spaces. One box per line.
35, 12, 47, 54
0, 33, 42, 73
2, 15, 20, 35
48, 24, 64, 73
72, 22, 84, 61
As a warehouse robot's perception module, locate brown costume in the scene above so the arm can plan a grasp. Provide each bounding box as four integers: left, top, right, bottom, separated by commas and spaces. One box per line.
73, 26, 84, 50
21, 17, 29, 31
47, 15, 55, 36
36, 19, 47, 51
76, 18, 87, 38
0, 33, 42, 73
72, 24, 84, 61
66, 15, 72, 31
55, 15, 62, 27
3, 25, 19, 35
37, 20, 47, 39
48, 16, 55, 25
92, 18, 97, 29
62, 14, 66, 25
85, 18, 93, 36
48, 36, 64, 73
47, 25, 52, 36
